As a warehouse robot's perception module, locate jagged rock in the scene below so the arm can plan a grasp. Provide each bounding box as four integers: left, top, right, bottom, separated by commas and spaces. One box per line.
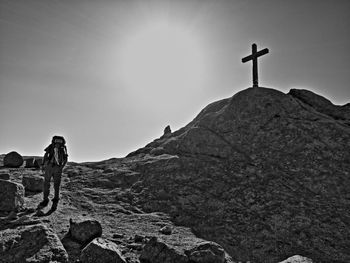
125, 87, 350, 262
159, 225, 172, 235
289, 89, 350, 124
0, 173, 10, 180
278, 255, 313, 263
22, 174, 44, 192
0, 224, 68, 263
25, 158, 40, 168
140, 237, 189, 263
69, 217, 102, 244
80, 237, 126, 263
3, 151, 23, 168
164, 125, 172, 135
0, 179, 24, 211
185, 241, 226, 263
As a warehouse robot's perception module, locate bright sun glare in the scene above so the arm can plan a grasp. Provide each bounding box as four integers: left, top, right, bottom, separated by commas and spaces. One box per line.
119, 22, 205, 96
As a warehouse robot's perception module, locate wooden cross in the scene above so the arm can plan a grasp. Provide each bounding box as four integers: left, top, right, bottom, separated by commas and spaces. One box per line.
242, 43, 269, 88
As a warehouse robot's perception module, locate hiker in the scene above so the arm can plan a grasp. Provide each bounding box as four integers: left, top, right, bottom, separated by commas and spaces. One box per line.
38, 135, 68, 210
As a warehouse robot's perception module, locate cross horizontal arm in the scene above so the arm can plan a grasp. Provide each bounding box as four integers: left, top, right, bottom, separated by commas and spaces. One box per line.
242, 48, 269, 63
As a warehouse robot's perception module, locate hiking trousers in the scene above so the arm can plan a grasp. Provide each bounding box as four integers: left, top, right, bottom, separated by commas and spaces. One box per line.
43, 164, 62, 202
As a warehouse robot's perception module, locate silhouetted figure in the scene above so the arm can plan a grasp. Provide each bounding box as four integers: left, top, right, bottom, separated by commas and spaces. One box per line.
38, 135, 68, 211
242, 43, 269, 88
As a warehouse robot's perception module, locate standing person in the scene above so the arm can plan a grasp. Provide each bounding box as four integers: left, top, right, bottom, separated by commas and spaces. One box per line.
38, 135, 68, 210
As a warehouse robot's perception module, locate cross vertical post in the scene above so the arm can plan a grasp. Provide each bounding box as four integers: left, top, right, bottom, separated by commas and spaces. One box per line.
252, 44, 258, 88
242, 43, 269, 88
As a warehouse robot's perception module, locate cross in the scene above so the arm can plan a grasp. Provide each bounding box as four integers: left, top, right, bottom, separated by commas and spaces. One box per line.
242, 43, 269, 88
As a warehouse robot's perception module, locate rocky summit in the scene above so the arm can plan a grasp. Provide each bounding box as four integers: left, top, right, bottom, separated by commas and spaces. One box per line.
0, 87, 349, 263
110, 87, 349, 262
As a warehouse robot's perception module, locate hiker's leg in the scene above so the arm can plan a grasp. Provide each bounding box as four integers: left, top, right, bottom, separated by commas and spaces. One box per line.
52, 166, 62, 202
43, 166, 53, 201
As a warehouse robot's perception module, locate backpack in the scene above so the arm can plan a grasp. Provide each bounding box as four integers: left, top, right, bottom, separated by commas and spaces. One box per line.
45, 136, 68, 166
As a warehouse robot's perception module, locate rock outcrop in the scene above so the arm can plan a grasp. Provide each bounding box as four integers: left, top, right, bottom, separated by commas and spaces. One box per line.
122, 87, 350, 262
0, 224, 68, 263
0, 179, 25, 211
3, 151, 23, 168
289, 89, 350, 126
22, 174, 44, 192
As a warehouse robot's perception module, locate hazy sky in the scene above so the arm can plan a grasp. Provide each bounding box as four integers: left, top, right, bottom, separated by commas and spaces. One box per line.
1, 0, 349, 162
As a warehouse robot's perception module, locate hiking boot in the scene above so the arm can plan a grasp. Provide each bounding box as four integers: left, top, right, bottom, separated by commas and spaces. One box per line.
52, 197, 59, 203
38, 199, 49, 208
51, 198, 59, 211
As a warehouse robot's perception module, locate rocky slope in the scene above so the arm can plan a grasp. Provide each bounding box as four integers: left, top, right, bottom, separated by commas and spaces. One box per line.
1, 87, 349, 263
112, 87, 349, 262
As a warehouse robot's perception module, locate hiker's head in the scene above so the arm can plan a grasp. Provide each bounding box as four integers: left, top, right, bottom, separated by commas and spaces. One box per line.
51, 136, 65, 146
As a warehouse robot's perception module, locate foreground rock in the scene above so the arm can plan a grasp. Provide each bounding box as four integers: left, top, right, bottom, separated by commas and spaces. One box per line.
0, 224, 68, 263
22, 174, 44, 192
140, 237, 233, 263
80, 238, 126, 263
279, 255, 313, 263
0, 179, 24, 211
185, 241, 227, 263
3, 151, 23, 168
140, 237, 189, 263
69, 217, 103, 244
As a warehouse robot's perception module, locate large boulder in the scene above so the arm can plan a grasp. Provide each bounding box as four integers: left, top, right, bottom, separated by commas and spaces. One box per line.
0, 179, 24, 211
22, 174, 44, 192
69, 217, 103, 244
3, 151, 23, 168
278, 255, 313, 263
0, 224, 68, 263
80, 238, 126, 263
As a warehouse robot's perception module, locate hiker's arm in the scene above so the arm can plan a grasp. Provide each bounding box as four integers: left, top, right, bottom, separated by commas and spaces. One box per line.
42, 152, 49, 166
62, 147, 68, 168
63, 154, 68, 167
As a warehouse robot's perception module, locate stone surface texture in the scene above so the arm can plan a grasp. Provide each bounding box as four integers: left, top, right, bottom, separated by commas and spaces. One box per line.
0, 173, 10, 180
80, 237, 127, 263
140, 237, 233, 263
0, 224, 68, 263
278, 255, 313, 263
0, 179, 25, 211
69, 217, 103, 244
22, 174, 44, 192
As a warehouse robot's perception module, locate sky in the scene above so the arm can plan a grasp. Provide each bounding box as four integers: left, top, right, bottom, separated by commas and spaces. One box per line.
1, 0, 349, 162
